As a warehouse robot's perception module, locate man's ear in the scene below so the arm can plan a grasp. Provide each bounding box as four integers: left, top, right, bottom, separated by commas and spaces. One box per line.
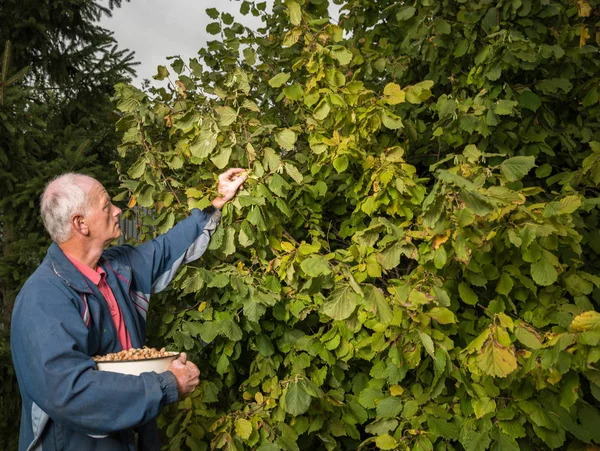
72, 214, 90, 236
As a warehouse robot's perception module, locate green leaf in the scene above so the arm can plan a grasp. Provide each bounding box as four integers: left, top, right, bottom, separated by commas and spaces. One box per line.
418, 331, 435, 357
210, 147, 232, 169
300, 255, 331, 277
494, 99, 518, 115
313, 100, 331, 120
206, 8, 219, 19
478, 342, 518, 378
536, 78, 572, 94
428, 417, 459, 439
375, 434, 398, 450
285, 381, 311, 416
285, 163, 303, 183
206, 22, 221, 35
263, 147, 281, 172
283, 84, 304, 101
496, 273, 514, 296
473, 397, 497, 419
364, 285, 393, 325
322, 286, 359, 320
331, 46, 353, 66
461, 430, 491, 451
530, 259, 557, 286
381, 110, 403, 129
376, 397, 403, 419
515, 325, 543, 349
459, 282, 478, 305
128, 158, 146, 179
519, 89, 542, 112
428, 307, 456, 324
235, 418, 253, 440
434, 246, 447, 269
269, 72, 290, 88
498, 420, 526, 439
288, 1, 302, 26
500, 156, 536, 182
243, 47, 256, 65
222, 227, 236, 256
333, 155, 349, 173
490, 432, 519, 451
215, 106, 237, 127
244, 299, 266, 323
198, 321, 220, 343
276, 129, 297, 150
405, 80, 434, 104
256, 334, 275, 356
396, 6, 416, 21
560, 372, 580, 409
583, 87, 599, 107
153, 65, 169, 80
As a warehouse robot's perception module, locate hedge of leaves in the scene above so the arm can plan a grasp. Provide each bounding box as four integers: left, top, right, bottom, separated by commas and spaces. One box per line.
113, 0, 600, 449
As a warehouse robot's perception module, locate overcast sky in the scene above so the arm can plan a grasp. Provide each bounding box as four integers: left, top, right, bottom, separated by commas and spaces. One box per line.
99, 0, 270, 85
100, 1, 340, 86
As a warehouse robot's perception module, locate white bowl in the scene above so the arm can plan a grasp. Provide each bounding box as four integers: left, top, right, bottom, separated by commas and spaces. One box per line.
95, 352, 179, 376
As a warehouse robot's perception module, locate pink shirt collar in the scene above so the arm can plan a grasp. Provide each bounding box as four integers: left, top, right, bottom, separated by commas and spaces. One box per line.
64, 254, 106, 286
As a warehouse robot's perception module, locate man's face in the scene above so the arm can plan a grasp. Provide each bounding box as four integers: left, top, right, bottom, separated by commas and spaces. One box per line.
85, 182, 122, 245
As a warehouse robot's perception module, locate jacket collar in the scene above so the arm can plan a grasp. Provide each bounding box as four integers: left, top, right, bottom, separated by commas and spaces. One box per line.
47, 242, 94, 294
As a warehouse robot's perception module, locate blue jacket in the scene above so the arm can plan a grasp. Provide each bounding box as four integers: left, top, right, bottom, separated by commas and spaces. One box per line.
11, 207, 221, 451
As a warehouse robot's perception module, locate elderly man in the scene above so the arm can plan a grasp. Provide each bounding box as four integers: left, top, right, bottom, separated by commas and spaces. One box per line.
10, 168, 246, 451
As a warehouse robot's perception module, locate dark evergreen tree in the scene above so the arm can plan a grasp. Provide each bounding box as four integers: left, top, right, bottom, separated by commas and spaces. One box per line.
0, 2, 137, 447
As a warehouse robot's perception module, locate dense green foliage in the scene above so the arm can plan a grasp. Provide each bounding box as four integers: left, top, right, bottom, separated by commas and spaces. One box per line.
122, 0, 599, 449
0, 1, 136, 448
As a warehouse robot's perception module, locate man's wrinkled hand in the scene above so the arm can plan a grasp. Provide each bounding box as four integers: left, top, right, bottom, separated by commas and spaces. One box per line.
168, 352, 200, 398
211, 168, 247, 209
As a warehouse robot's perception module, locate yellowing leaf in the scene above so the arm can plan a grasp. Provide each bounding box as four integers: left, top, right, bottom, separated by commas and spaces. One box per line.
383, 83, 406, 105
581, 25, 591, 47
578, 0, 592, 17
281, 241, 295, 252
570, 311, 600, 332
478, 342, 518, 378
198, 301, 207, 313
127, 195, 137, 209
433, 232, 450, 249
389, 385, 404, 396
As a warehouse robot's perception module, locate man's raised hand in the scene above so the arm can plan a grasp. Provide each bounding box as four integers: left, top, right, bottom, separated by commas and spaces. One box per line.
211, 168, 247, 210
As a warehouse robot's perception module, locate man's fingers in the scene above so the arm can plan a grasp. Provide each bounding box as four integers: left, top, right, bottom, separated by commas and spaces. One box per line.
219, 167, 246, 181
178, 352, 187, 364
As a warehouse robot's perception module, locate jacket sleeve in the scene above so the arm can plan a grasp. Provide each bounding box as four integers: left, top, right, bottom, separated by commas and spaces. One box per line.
10, 280, 179, 436
107, 207, 221, 296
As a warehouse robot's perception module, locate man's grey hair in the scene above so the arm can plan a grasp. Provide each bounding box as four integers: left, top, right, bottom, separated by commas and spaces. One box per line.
40, 173, 96, 243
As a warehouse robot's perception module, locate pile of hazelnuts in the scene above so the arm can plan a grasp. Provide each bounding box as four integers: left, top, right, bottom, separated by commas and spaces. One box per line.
93, 346, 173, 362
